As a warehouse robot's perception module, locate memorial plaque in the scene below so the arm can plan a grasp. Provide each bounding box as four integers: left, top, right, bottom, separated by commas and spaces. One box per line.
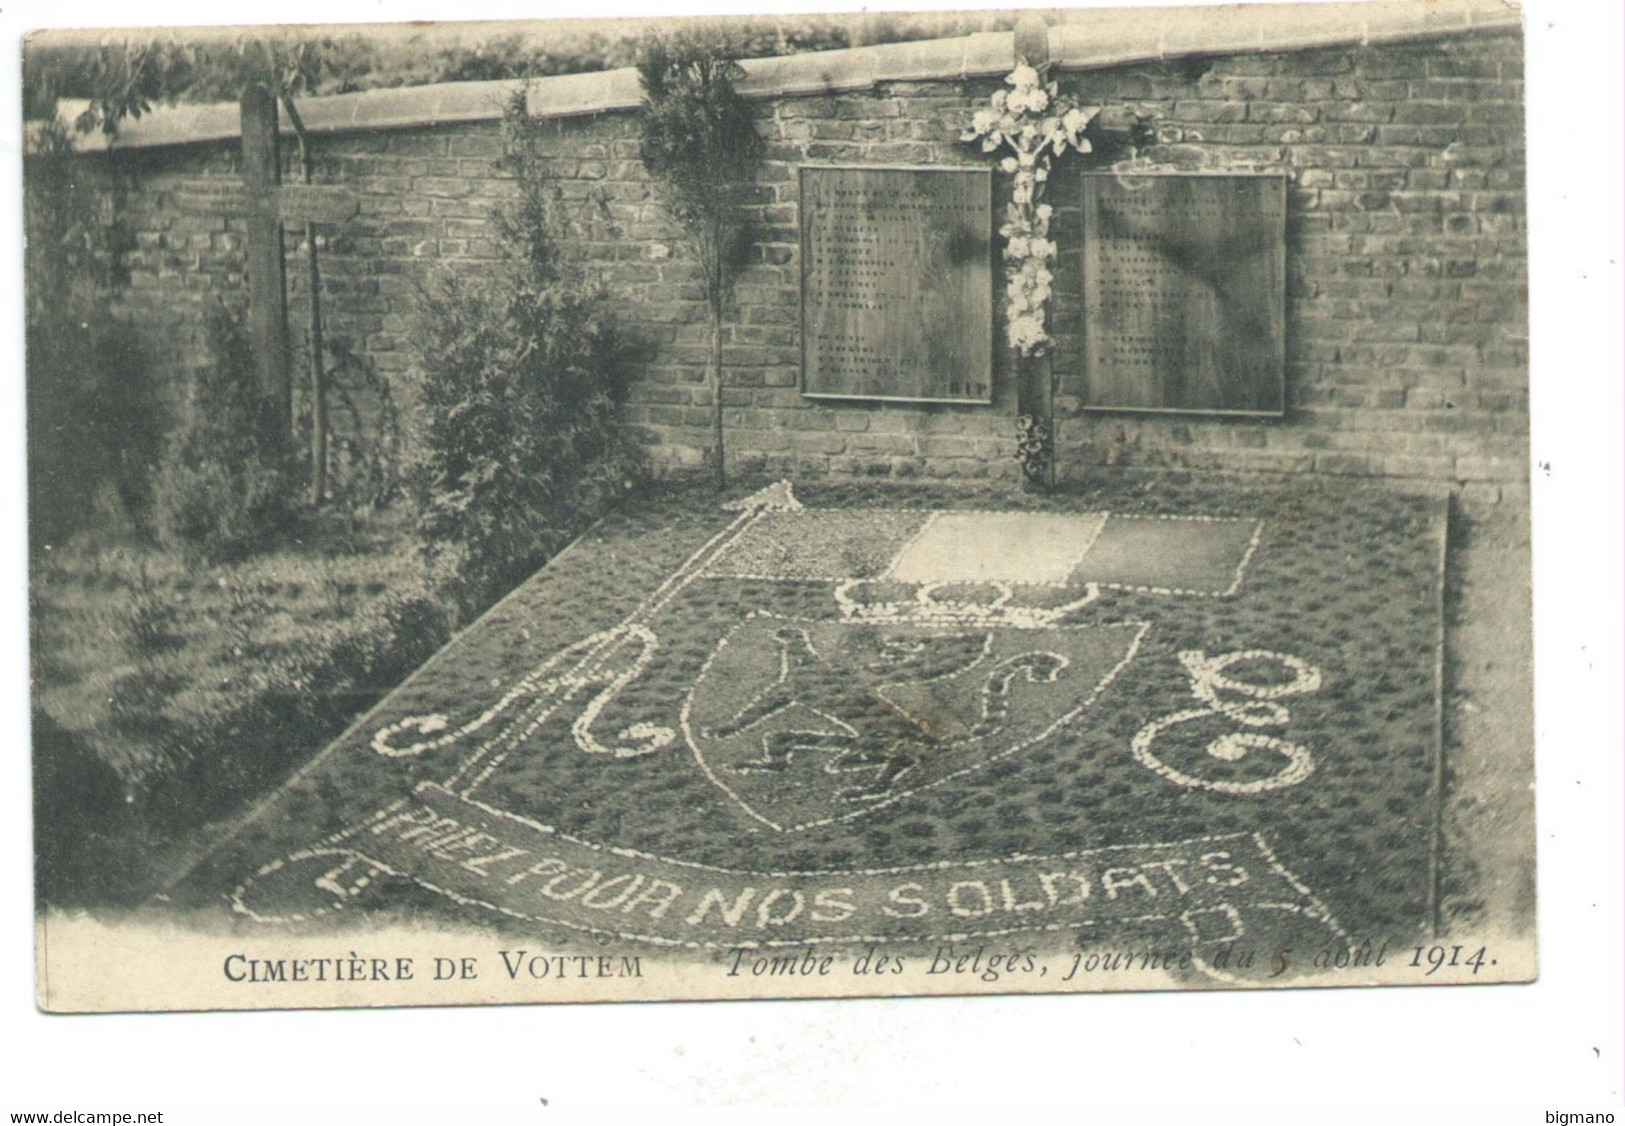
801, 166, 993, 403
1081, 173, 1286, 415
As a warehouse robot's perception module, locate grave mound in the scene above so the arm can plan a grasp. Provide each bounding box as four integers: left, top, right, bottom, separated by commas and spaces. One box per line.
177, 474, 1445, 984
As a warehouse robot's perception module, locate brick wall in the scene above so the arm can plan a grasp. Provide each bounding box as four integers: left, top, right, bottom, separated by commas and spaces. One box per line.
1047, 31, 1527, 504
81, 28, 1526, 499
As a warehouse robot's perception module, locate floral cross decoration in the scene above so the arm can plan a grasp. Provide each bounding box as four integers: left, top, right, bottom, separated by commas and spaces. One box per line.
962, 62, 1098, 358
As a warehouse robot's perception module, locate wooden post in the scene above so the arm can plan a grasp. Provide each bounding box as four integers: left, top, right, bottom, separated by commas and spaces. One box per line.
1013, 15, 1050, 69
304, 221, 327, 506
1014, 16, 1056, 490
240, 84, 291, 450
238, 88, 357, 505
285, 95, 329, 508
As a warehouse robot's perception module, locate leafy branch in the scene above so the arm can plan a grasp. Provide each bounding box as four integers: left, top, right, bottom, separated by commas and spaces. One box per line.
637, 30, 763, 490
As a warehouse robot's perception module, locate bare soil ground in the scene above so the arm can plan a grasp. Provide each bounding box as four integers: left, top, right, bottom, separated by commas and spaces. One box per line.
1440, 498, 1536, 937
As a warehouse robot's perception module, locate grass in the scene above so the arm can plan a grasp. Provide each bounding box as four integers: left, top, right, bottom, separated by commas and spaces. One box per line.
31, 510, 455, 907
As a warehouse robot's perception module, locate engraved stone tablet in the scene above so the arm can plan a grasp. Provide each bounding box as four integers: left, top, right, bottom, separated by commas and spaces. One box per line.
801, 166, 993, 403
1081, 173, 1286, 415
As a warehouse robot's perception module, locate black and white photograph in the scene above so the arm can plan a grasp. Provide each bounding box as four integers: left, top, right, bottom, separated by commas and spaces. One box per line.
7, 0, 1621, 1115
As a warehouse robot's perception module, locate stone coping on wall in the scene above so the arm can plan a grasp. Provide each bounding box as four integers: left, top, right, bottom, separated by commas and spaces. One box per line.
38, 0, 1519, 154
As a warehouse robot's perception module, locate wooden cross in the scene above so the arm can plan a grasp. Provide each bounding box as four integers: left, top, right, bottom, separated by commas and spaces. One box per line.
239, 84, 358, 496
1012, 16, 1056, 491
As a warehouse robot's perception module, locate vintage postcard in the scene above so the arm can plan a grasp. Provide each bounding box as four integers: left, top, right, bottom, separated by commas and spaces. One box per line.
26, 0, 1535, 1013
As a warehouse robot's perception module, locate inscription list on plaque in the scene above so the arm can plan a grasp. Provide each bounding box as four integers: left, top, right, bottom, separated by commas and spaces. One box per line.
1080, 173, 1286, 416
801, 166, 992, 403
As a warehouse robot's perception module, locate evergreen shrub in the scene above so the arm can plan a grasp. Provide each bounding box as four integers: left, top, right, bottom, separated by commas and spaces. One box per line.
407, 99, 642, 605
152, 303, 292, 561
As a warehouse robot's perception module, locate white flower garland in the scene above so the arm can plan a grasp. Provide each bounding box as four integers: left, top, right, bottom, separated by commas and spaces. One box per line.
961, 62, 1099, 358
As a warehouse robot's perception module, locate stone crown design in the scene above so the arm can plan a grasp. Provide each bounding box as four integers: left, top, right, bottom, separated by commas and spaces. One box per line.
832, 579, 1099, 629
